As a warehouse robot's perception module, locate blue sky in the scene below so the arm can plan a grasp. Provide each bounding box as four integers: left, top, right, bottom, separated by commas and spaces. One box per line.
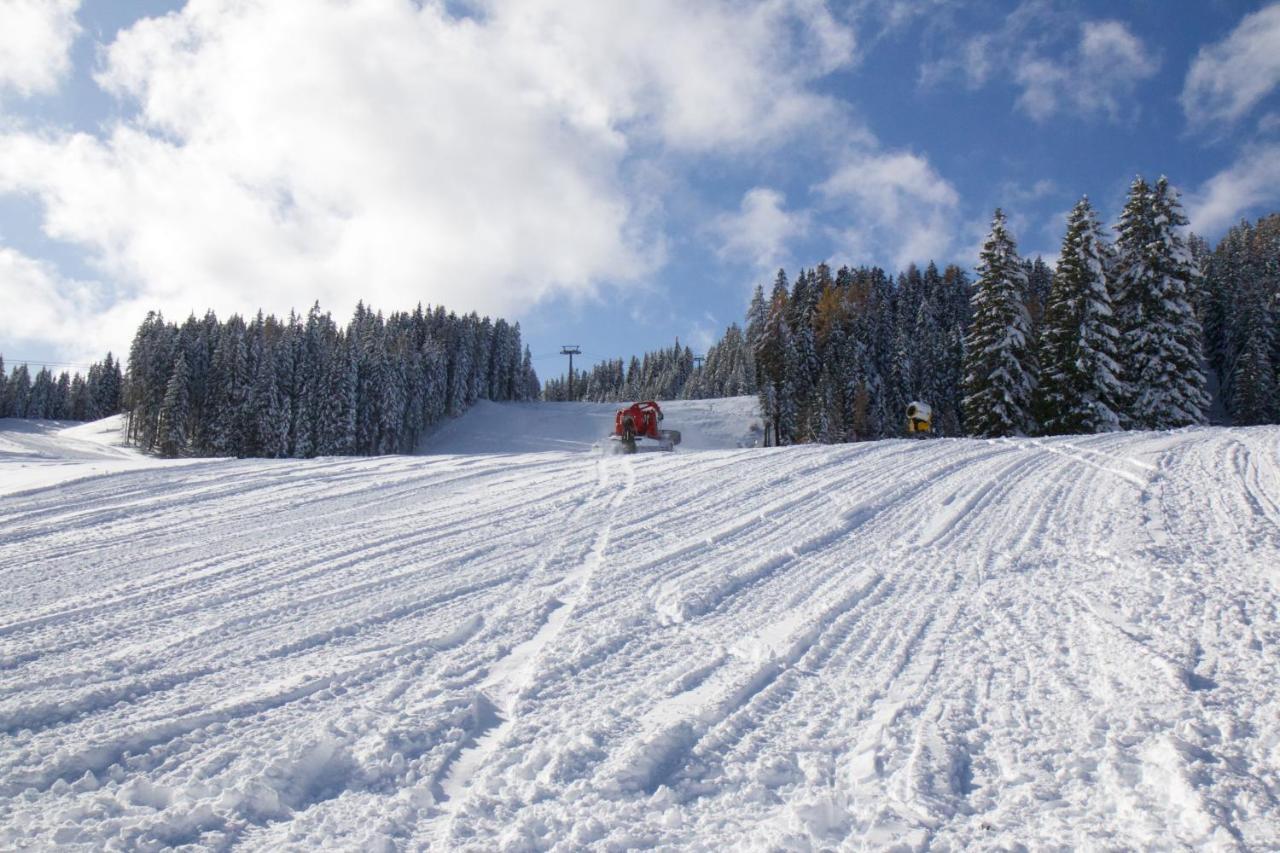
1, 1, 1279, 383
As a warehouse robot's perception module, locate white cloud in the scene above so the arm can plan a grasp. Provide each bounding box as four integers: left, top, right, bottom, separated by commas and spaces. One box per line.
848, 0, 950, 40
816, 150, 960, 269
1258, 112, 1280, 135
485, 0, 857, 152
0, 0, 857, 357
0, 245, 126, 362
686, 312, 721, 354
917, 0, 1050, 90
1182, 3, 1280, 127
712, 188, 809, 270
920, 4, 1158, 123
1185, 143, 1280, 235
0, 0, 79, 98
1015, 20, 1159, 122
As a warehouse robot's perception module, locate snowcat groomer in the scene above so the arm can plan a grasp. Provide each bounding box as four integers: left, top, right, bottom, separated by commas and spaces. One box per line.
612, 401, 681, 453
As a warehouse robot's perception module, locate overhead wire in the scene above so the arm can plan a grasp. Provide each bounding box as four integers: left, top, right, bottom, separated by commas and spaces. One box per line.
0, 356, 101, 370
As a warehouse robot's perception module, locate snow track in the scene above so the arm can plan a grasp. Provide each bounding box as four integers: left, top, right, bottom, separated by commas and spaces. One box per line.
2, 419, 1279, 850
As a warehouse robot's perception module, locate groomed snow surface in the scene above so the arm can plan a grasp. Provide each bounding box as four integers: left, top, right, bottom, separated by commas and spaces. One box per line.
1, 400, 1278, 850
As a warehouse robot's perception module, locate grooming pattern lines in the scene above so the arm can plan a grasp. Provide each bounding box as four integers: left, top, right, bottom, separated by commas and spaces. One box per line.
0, 409, 1277, 849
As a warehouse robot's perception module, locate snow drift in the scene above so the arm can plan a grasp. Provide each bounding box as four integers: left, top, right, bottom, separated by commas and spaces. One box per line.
1, 405, 1277, 850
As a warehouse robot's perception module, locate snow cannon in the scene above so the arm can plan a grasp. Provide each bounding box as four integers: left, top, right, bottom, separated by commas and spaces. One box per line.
906, 401, 932, 436
612, 401, 681, 453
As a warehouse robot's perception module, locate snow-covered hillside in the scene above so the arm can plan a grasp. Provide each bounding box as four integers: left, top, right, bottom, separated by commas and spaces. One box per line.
1, 406, 1278, 850
0, 416, 203, 497
417, 397, 764, 455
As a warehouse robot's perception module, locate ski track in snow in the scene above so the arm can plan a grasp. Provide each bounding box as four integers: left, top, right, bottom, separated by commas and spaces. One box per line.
1, 408, 1278, 850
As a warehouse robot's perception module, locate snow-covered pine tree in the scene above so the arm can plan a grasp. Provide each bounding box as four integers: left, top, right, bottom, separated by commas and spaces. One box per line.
290, 306, 323, 457
1204, 214, 1280, 424
401, 345, 426, 453
963, 209, 1035, 437
318, 341, 357, 455
1113, 176, 1209, 429
1187, 231, 1214, 344
70, 374, 89, 420
28, 367, 54, 419
91, 352, 123, 418
520, 345, 539, 401
185, 317, 214, 446
378, 337, 407, 454
789, 269, 821, 440
869, 267, 902, 437
54, 372, 72, 419
745, 283, 767, 392
248, 336, 284, 458
1231, 283, 1277, 424
8, 363, 30, 417
1205, 222, 1251, 410
933, 264, 972, 436
0, 355, 7, 418
208, 318, 245, 455
756, 271, 798, 445
157, 356, 191, 458
448, 320, 472, 414
424, 338, 450, 422
1033, 197, 1124, 434
1023, 256, 1054, 340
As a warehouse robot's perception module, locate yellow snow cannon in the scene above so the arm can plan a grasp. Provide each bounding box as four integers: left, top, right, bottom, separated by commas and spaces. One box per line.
906, 401, 932, 436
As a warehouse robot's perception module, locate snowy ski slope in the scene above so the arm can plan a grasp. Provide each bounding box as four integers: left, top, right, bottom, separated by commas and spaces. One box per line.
1, 405, 1278, 850
416, 397, 765, 455
0, 416, 202, 497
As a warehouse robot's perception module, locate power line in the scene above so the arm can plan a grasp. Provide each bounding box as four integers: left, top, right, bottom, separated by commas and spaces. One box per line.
0, 356, 100, 370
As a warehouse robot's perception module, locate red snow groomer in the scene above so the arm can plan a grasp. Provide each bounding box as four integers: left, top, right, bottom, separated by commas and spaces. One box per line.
612, 401, 681, 453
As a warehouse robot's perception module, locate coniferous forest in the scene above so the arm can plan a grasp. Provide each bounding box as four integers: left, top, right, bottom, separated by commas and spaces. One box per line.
0, 353, 123, 422
121, 302, 539, 458
548, 175, 1279, 444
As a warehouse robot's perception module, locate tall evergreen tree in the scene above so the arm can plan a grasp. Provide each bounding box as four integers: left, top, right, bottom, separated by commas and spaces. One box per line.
53, 372, 72, 419
1023, 256, 1054, 340
963, 209, 1035, 436
157, 356, 191, 457
1231, 285, 1277, 425
318, 341, 357, 455
8, 363, 31, 418
755, 271, 799, 444
1034, 197, 1124, 434
1113, 176, 1209, 428
101, 352, 123, 415
70, 375, 90, 421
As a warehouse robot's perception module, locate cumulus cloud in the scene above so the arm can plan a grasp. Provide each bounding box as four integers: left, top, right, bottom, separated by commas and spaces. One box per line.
816, 150, 960, 269
712, 188, 810, 271
0, 0, 857, 358
1185, 143, 1280, 235
0, 0, 79, 99
1182, 3, 1280, 127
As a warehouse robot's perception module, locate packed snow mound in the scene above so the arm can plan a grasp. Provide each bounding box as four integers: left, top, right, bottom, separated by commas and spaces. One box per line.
2, 425, 1279, 849
417, 397, 764, 455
